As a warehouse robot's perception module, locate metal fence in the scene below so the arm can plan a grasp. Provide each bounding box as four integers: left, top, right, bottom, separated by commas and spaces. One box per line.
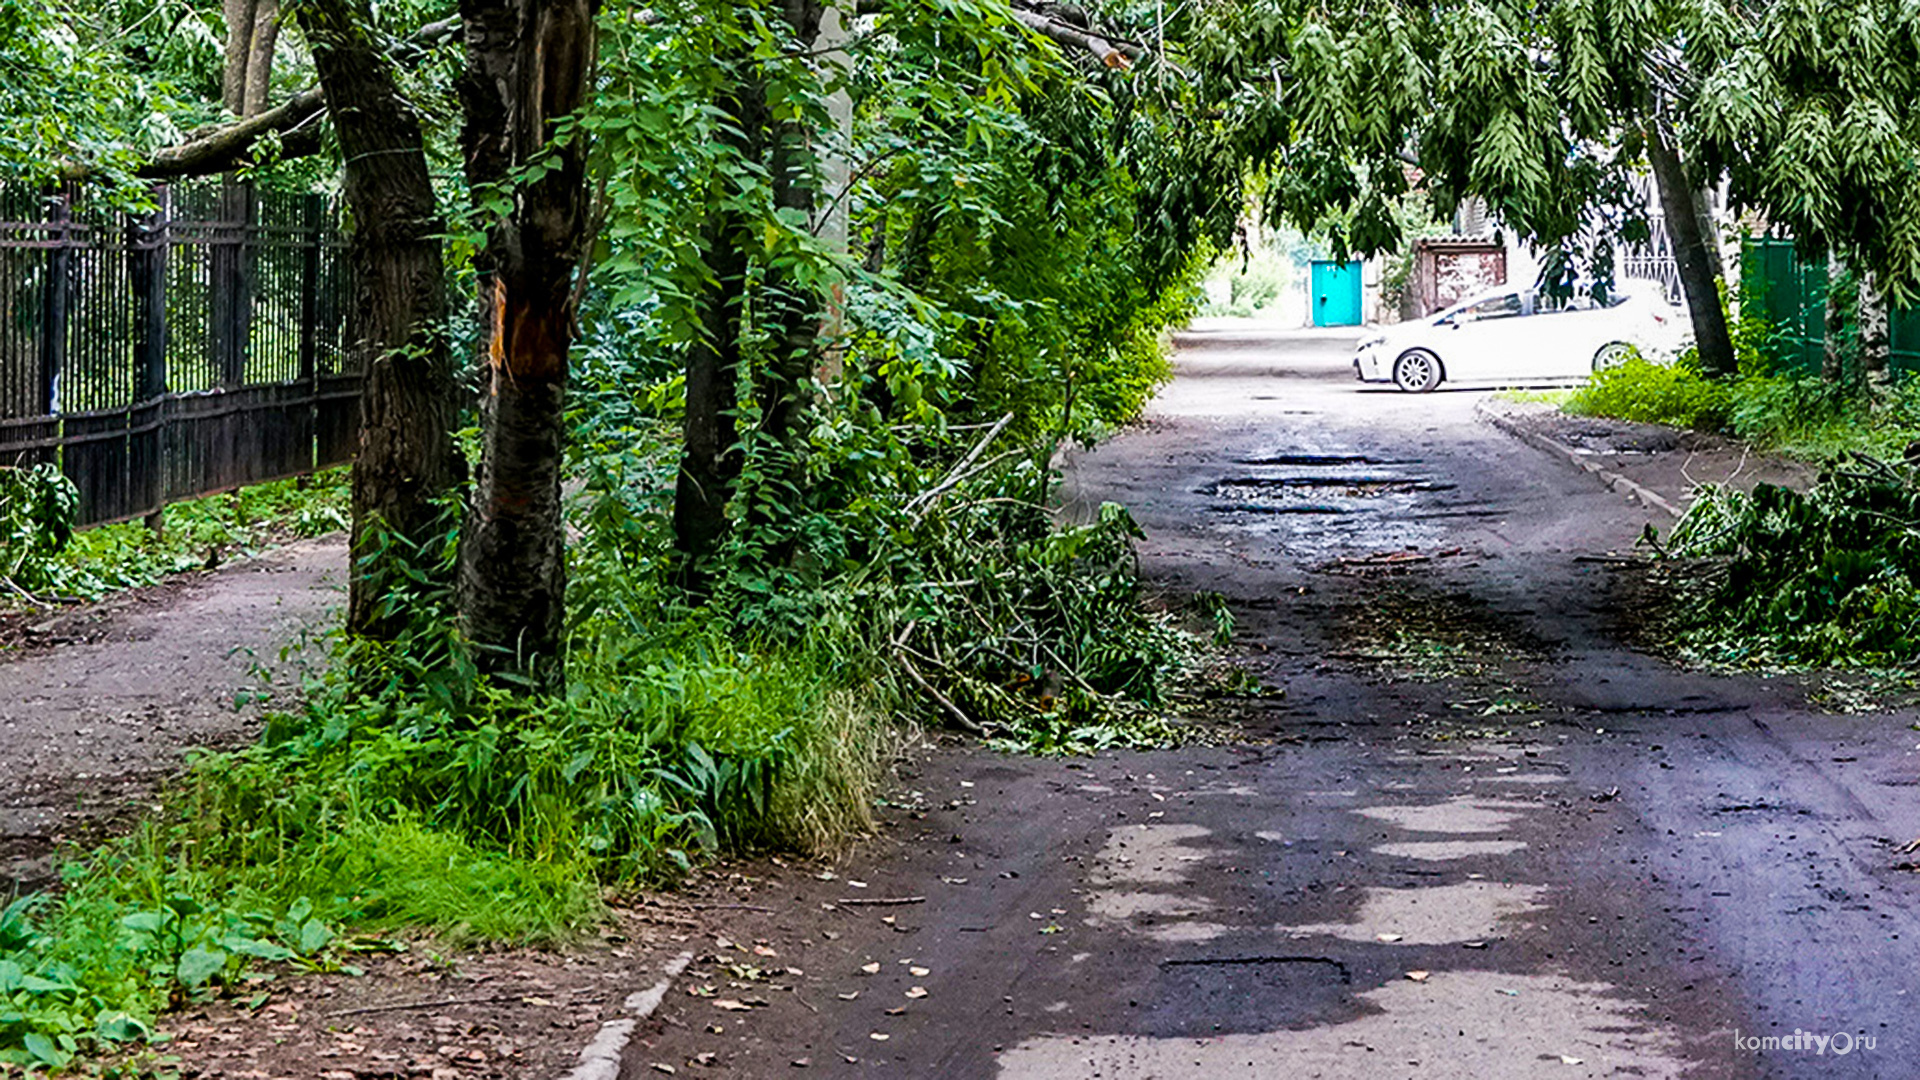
0, 180, 359, 526
1741, 237, 1920, 375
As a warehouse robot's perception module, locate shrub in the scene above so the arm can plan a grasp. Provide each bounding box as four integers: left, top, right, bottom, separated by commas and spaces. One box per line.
1565, 355, 1730, 430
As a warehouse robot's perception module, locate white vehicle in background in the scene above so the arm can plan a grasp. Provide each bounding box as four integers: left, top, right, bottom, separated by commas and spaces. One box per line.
1353, 279, 1687, 392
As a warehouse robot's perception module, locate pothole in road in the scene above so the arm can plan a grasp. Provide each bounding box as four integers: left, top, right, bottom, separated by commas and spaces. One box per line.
1234, 453, 1420, 467
1204, 476, 1455, 500
1141, 956, 1353, 1037
1088, 823, 1233, 943
997, 970, 1688, 1078
1356, 796, 1532, 834
1374, 839, 1530, 861
1282, 880, 1549, 945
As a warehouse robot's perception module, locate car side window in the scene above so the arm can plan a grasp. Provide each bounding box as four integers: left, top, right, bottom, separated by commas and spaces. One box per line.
1537, 292, 1599, 314
1458, 293, 1523, 323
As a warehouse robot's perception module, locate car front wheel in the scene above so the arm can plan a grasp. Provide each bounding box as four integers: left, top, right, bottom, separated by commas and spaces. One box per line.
1393, 349, 1443, 393
1593, 341, 1636, 371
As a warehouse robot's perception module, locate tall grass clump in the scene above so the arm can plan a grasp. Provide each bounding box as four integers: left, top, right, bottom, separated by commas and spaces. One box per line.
1565, 353, 1730, 429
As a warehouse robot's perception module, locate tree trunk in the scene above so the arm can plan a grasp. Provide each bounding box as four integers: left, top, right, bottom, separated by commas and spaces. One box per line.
224, 0, 280, 117
244, 0, 282, 118
1823, 252, 1846, 383
300, 0, 463, 642
456, 0, 599, 687
1646, 118, 1737, 377
1694, 186, 1724, 281
1861, 270, 1891, 402
670, 61, 764, 599
222, 0, 256, 115
671, 206, 751, 598
757, 0, 826, 462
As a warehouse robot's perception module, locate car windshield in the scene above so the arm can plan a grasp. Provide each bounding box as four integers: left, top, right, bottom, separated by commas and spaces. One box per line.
1454, 293, 1522, 323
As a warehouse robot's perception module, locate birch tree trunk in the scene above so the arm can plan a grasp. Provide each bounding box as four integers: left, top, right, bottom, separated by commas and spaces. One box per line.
1861, 270, 1891, 403
1823, 253, 1846, 383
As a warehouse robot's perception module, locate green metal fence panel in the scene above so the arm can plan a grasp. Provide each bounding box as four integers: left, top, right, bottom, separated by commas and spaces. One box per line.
1741, 237, 1827, 373
1893, 306, 1920, 377
1741, 237, 1920, 377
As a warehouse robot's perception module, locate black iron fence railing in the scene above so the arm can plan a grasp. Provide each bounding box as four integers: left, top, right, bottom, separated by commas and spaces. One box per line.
0, 180, 358, 526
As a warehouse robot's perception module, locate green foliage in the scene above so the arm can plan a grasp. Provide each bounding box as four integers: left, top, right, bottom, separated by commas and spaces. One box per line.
0, 465, 79, 594
0, 470, 351, 606
1655, 457, 1920, 667
1202, 233, 1294, 318
1565, 355, 1731, 429
0, 872, 364, 1071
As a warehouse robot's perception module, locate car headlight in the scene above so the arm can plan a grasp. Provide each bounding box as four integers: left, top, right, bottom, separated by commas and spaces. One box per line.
1357, 334, 1385, 350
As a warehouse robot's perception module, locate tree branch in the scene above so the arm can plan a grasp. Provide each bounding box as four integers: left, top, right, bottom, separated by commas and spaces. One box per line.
1010, 6, 1137, 68
136, 86, 326, 179
87, 15, 463, 182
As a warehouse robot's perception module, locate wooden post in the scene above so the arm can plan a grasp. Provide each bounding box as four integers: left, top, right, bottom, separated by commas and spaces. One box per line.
213, 180, 255, 387
132, 189, 170, 403
132, 187, 171, 536
38, 190, 72, 415
298, 192, 321, 383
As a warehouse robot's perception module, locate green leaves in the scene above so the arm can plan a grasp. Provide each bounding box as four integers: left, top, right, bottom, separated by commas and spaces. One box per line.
174, 947, 228, 989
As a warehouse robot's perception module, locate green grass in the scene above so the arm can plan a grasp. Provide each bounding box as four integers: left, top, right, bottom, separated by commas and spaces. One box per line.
0, 613, 897, 1073
1564, 356, 1731, 429
1493, 387, 1574, 406
7, 469, 349, 604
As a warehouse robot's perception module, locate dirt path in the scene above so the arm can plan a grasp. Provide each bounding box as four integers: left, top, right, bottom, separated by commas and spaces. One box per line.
632, 324, 1920, 1078
0, 535, 346, 891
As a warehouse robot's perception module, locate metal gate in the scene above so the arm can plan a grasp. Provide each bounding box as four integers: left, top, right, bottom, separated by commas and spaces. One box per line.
0, 181, 360, 526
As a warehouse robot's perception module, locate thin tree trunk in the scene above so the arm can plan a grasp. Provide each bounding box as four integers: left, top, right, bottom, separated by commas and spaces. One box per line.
1694, 186, 1724, 281
456, 0, 599, 687
300, 0, 463, 641
671, 207, 751, 598
671, 60, 762, 599
757, 0, 826, 460
1861, 270, 1891, 402
243, 0, 281, 118
1646, 117, 1737, 377
740, 0, 830, 569
222, 0, 256, 115
1823, 252, 1846, 383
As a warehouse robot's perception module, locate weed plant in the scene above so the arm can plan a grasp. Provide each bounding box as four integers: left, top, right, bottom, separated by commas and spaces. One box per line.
1564, 304, 1920, 462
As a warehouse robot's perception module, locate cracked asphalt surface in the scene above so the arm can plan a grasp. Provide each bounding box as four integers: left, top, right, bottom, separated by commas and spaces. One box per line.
634, 322, 1920, 1079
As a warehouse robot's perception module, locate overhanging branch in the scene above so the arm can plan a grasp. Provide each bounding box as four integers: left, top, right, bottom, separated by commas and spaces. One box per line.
137, 86, 326, 179
1010, 6, 1138, 68
94, 15, 461, 182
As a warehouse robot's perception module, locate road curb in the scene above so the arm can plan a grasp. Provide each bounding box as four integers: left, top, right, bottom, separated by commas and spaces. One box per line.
1475, 402, 1685, 519
559, 949, 694, 1080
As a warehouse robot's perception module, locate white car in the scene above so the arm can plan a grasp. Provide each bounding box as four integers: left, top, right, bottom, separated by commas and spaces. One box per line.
1353, 280, 1687, 392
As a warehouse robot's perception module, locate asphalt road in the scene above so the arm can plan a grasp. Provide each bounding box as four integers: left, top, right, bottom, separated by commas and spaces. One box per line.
633, 322, 1920, 1079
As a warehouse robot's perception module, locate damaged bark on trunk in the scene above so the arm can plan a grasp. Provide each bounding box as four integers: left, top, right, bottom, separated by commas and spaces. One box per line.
456, 0, 599, 687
